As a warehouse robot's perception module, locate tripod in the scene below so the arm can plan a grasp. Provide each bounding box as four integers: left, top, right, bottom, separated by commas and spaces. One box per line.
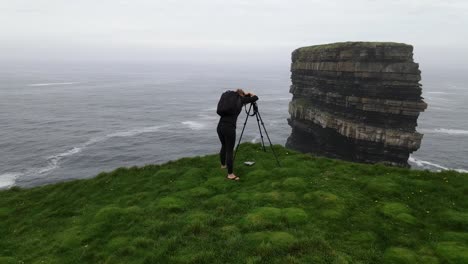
233, 102, 281, 167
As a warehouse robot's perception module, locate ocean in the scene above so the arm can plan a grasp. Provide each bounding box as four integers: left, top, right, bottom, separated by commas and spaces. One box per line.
1, 61, 467, 189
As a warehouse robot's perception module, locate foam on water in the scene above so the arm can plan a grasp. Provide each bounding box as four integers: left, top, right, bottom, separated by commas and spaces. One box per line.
182, 121, 206, 130
28, 82, 78, 87
104, 125, 167, 138
1, 125, 167, 188
0, 173, 21, 189
197, 114, 218, 121
251, 135, 260, 143
426, 106, 455, 112
260, 97, 292, 102
409, 156, 468, 173
434, 128, 468, 135
426, 91, 451, 94
203, 107, 217, 111
420, 128, 468, 135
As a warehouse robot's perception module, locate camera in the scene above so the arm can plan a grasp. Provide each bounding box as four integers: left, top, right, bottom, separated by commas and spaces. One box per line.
252, 102, 258, 113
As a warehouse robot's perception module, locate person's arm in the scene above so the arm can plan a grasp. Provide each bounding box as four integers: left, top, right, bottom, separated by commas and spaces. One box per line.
241, 95, 258, 104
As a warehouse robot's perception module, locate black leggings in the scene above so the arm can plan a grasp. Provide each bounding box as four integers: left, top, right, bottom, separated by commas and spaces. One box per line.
217, 122, 236, 174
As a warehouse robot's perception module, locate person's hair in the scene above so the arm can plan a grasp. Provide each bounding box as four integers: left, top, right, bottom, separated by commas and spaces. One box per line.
235, 89, 245, 96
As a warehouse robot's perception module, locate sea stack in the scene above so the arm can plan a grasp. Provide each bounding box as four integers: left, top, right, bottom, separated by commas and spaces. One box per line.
286, 42, 427, 167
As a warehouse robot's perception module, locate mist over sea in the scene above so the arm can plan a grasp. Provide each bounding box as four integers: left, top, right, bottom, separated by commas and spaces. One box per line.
1, 61, 467, 189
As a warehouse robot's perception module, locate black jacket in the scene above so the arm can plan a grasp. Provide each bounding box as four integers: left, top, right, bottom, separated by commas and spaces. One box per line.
218, 93, 258, 128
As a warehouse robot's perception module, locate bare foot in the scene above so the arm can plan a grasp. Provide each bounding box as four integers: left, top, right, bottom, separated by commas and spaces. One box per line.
226, 174, 240, 181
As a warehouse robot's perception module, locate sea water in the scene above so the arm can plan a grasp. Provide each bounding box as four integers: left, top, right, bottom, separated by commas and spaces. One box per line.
0, 62, 467, 189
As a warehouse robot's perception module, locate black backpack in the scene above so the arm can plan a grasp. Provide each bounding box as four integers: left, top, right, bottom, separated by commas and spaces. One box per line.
217, 91, 241, 116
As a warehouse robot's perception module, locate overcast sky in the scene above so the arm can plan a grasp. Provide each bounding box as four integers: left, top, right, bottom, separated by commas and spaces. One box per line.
1, 0, 467, 65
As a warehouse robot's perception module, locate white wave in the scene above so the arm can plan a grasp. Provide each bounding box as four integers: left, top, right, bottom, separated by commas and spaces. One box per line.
197, 114, 218, 120
420, 128, 468, 135
0, 173, 22, 189
260, 97, 292, 102
105, 125, 166, 138
2, 125, 168, 188
182, 121, 206, 130
203, 107, 217, 111
40, 147, 84, 175
73, 124, 165, 156
409, 156, 468, 173
425, 97, 452, 103
434, 128, 468, 135
409, 156, 449, 170
426, 91, 450, 94
426, 106, 455, 112
251, 135, 260, 143
28, 82, 78, 87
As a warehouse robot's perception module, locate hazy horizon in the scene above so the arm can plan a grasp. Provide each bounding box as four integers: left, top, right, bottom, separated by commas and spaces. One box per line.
2, 0, 468, 68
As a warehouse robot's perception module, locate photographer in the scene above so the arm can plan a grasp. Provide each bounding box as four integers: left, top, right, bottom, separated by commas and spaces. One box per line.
216, 89, 258, 181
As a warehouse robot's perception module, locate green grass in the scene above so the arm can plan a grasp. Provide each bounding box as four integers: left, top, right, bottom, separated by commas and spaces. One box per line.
1, 143, 467, 263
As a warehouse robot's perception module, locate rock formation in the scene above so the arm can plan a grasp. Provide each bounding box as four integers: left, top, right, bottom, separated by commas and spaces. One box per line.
286, 42, 427, 167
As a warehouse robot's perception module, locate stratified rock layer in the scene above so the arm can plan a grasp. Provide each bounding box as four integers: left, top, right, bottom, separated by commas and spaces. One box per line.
286, 42, 427, 166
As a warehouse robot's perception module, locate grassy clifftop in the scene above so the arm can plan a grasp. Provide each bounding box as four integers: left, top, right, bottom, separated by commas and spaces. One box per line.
1, 143, 467, 263
294, 41, 412, 52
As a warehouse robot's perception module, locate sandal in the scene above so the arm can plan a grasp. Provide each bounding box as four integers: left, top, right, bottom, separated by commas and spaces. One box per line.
226, 175, 240, 181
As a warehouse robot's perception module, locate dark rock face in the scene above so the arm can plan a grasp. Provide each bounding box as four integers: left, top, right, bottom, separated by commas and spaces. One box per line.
286, 42, 427, 167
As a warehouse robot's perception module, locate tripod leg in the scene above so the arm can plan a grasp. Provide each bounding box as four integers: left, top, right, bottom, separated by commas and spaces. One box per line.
256, 110, 281, 167
254, 112, 266, 151
233, 104, 253, 163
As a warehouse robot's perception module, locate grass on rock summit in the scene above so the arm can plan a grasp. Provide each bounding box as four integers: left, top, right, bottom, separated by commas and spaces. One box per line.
295, 41, 412, 52
1, 143, 467, 263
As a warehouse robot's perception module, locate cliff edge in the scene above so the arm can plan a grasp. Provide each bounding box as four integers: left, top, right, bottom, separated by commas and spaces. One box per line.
1, 143, 466, 263
286, 42, 427, 166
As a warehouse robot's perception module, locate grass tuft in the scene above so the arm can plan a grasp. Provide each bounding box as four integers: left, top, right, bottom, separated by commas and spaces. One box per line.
435, 242, 468, 263
282, 177, 307, 189
366, 177, 400, 194
246, 231, 297, 251
380, 202, 417, 225
157, 197, 186, 211
383, 247, 418, 264
282, 208, 308, 225
244, 207, 282, 229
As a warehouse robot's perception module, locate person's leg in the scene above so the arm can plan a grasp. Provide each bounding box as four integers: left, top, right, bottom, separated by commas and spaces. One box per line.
217, 124, 226, 168
224, 124, 237, 177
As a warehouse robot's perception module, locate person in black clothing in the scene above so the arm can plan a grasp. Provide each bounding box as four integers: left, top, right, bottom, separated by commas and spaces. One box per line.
217, 89, 258, 181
